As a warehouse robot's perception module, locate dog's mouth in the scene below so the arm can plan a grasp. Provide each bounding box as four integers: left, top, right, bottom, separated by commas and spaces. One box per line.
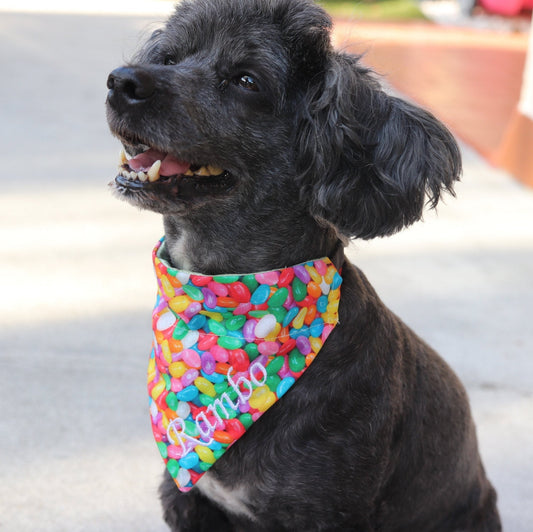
112, 141, 235, 202
117, 147, 226, 183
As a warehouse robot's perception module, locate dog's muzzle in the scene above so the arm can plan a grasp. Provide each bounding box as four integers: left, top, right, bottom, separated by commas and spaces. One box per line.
106, 66, 234, 202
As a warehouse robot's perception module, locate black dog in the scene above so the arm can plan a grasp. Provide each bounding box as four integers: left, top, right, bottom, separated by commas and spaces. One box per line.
106, 0, 501, 530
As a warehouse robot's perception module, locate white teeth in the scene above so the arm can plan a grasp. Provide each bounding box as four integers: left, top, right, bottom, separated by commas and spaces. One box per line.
138, 171, 147, 182
119, 148, 128, 165
148, 160, 161, 182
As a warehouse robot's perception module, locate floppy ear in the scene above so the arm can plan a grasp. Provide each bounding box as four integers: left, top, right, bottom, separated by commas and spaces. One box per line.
296, 52, 461, 239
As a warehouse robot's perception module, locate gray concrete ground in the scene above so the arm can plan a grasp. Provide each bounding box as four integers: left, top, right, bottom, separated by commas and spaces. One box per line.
1, 4, 532, 531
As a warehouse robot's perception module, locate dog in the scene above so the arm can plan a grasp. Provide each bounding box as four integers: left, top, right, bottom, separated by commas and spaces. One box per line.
106, 0, 501, 530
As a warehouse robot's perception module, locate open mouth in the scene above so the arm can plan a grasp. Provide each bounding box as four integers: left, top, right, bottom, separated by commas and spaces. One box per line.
114, 144, 233, 197
118, 147, 226, 182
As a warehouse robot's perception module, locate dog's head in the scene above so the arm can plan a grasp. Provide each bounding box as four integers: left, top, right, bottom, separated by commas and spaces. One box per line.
106, 0, 460, 266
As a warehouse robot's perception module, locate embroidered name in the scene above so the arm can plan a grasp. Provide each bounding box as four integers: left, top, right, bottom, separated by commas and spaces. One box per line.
166, 359, 268, 457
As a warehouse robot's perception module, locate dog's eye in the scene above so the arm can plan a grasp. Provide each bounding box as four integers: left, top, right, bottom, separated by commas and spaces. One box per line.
237, 74, 259, 92
164, 55, 177, 66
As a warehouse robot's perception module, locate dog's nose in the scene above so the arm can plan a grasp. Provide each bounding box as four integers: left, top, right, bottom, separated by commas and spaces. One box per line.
106, 66, 156, 108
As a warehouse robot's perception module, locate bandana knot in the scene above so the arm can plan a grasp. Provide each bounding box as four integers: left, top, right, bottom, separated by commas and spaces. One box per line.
148, 238, 342, 491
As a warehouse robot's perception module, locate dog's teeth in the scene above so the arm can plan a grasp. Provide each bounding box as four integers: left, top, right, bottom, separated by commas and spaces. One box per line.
138, 171, 147, 182
129, 171, 137, 180
195, 166, 210, 176
119, 148, 128, 165
120, 169, 129, 178
148, 160, 161, 182
184, 169, 194, 176
207, 165, 224, 176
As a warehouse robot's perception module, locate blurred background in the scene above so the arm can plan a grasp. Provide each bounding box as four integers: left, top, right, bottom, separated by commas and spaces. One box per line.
1, 0, 532, 530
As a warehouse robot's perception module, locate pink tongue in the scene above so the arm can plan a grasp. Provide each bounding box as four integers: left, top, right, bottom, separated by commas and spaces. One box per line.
128, 149, 190, 177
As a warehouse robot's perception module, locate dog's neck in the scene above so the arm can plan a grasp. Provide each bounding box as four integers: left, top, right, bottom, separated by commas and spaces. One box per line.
163, 214, 345, 275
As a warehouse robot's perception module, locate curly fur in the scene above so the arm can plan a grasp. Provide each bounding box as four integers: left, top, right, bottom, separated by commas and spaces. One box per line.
106, 0, 501, 530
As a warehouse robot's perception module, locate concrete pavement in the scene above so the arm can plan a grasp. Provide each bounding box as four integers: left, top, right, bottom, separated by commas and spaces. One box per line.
1, 5, 532, 531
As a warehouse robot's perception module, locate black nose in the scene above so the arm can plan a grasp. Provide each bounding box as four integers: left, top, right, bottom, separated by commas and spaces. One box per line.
106, 66, 156, 109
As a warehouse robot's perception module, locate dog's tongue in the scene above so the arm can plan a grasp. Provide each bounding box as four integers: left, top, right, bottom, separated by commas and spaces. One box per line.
128, 149, 190, 176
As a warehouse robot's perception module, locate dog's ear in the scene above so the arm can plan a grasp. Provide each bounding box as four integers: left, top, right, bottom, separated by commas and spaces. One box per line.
279, 0, 333, 84
296, 53, 461, 240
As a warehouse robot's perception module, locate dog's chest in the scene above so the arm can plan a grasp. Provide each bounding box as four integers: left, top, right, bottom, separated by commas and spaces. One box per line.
196, 473, 255, 520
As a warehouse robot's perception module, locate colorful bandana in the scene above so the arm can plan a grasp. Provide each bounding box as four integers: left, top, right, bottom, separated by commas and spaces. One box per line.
148, 238, 342, 491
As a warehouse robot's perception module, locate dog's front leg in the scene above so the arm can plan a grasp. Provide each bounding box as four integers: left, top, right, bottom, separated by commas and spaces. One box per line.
160, 471, 234, 532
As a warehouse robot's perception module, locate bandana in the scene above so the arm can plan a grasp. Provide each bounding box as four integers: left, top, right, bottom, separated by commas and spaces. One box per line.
148, 238, 342, 492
